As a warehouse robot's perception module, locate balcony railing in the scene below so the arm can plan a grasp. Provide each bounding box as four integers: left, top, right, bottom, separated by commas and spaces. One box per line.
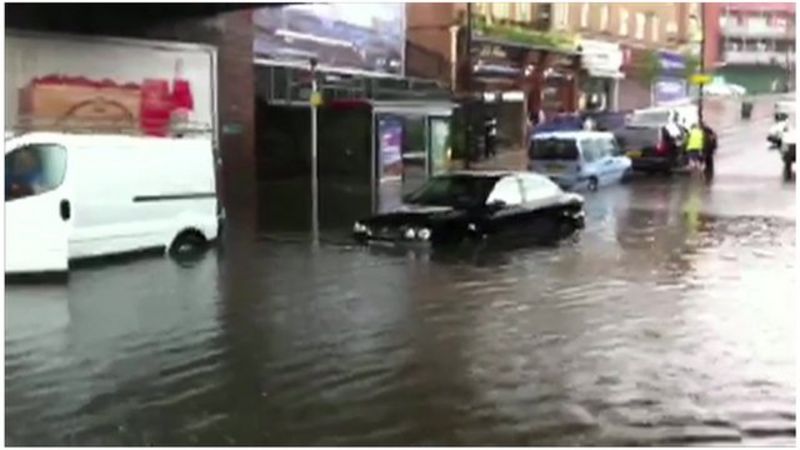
720, 23, 795, 39
723, 50, 795, 66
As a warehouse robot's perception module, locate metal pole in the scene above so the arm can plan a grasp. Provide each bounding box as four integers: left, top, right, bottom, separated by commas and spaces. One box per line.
699, 5, 705, 123
310, 58, 319, 246
464, 2, 473, 169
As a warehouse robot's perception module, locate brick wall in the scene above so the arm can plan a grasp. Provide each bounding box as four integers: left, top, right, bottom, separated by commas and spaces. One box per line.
5, 5, 257, 222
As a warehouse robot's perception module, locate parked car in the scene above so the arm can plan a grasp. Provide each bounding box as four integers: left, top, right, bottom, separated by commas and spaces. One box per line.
5, 132, 220, 276
614, 107, 690, 174
703, 82, 747, 97
528, 131, 632, 192
352, 171, 585, 248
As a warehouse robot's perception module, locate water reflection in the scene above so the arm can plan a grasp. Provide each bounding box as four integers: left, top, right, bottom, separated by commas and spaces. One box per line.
5, 176, 795, 445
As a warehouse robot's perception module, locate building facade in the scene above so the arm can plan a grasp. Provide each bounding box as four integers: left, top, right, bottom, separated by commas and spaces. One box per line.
703, 2, 796, 94
549, 3, 698, 111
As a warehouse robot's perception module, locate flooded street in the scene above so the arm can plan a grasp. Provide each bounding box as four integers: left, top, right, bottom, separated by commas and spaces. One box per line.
5, 121, 796, 445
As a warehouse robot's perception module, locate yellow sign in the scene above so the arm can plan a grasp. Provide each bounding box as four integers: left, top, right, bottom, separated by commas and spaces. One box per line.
691, 74, 712, 85
310, 91, 323, 107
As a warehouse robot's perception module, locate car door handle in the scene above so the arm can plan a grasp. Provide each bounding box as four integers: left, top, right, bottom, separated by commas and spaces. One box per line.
60, 199, 71, 221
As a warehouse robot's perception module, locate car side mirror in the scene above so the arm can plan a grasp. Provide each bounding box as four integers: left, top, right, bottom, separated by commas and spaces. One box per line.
487, 200, 507, 212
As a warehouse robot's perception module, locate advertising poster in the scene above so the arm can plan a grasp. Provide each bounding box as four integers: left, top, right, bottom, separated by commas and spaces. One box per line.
378, 117, 403, 179
653, 77, 688, 106
429, 118, 451, 176
253, 4, 405, 76
5, 34, 214, 137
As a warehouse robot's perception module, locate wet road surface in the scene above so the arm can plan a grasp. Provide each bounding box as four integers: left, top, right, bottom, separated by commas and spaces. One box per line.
5, 119, 796, 445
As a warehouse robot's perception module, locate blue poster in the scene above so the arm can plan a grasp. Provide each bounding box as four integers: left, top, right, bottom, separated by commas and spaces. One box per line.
653, 77, 688, 106
378, 117, 403, 178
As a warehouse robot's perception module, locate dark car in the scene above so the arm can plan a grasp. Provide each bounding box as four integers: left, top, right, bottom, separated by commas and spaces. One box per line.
353, 172, 585, 247
614, 109, 686, 174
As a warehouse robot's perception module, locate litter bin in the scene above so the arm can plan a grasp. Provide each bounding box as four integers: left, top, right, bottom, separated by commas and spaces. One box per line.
741, 101, 753, 120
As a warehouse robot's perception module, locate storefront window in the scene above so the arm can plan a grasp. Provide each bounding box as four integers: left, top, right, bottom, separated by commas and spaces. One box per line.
5, 143, 67, 202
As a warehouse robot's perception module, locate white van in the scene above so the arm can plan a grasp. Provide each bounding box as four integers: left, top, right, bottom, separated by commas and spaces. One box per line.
5, 132, 220, 275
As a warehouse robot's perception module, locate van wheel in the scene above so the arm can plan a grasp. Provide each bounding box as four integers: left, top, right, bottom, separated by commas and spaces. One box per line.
169, 230, 208, 257
587, 177, 599, 192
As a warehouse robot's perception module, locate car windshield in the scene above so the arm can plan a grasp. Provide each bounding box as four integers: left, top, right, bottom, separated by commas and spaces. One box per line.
530, 138, 579, 160
405, 175, 498, 208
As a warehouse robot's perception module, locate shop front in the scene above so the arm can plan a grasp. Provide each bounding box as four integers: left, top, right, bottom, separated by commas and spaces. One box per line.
462, 36, 581, 156
576, 39, 624, 112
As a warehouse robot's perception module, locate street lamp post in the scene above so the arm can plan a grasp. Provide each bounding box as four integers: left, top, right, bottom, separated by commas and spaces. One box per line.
310, 58, 320, 247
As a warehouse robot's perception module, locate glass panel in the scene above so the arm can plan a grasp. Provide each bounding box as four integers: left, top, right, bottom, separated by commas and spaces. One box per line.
530, 138, 579, 160
378, 116, 404, 180
429, 117, 451, 176
487, 176, 522, 206
406, 175, 497, 209
521, 174, 560, 202
5, 143, 67, 202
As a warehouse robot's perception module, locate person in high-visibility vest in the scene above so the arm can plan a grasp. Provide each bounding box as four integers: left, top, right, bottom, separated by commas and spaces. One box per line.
686, 122, 705, 171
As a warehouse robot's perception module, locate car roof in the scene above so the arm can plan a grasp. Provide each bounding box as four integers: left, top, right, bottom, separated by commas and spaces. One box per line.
442, 170, 553, 180
531, 130, 615, 140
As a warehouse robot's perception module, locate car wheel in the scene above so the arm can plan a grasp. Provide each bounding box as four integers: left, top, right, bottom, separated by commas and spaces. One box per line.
169, 229, 208, 258
587, 177, 599, 192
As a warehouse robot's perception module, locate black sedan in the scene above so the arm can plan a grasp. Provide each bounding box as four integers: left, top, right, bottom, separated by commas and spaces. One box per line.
353, 171, 585, 247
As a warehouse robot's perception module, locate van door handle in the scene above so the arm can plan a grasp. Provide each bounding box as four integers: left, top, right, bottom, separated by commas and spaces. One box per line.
60, 200, 71, 221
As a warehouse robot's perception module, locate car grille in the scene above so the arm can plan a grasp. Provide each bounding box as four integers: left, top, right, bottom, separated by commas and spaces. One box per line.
371, 226, 401, 241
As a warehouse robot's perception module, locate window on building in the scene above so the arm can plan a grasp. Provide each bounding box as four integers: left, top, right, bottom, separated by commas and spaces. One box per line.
581, 3, 590, 28
619, 9, 629, 36
492, 2, 510, 20
517, 3, 531, 23
635, 13, 646, 40
667, 20, 678, 36
651, 16, 660, 42
600, 5, 609, 31
553, 4, 570, 30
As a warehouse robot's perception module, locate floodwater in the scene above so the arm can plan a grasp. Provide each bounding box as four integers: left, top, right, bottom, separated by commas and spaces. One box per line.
4, 122, 796, 446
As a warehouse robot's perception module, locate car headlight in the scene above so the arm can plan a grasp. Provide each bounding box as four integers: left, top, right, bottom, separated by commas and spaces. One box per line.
353, 222, 368, 233
403, 228, 416, 240
417, 228, 432, 241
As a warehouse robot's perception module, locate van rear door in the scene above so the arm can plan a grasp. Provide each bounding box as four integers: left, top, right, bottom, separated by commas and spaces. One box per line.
529, 137, 581, 177
5, 141, 71, 274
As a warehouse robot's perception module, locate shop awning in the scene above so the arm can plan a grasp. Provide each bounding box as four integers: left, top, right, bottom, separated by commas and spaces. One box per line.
587, 67, 625, 79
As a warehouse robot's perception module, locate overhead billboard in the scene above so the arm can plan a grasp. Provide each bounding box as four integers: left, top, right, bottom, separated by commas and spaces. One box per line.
253, 3, 405, 77
5, 32, 215, 137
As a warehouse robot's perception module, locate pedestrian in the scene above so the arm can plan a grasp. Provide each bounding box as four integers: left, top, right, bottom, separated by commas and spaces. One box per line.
686, 122, 705, 173
702, 122, 718, 181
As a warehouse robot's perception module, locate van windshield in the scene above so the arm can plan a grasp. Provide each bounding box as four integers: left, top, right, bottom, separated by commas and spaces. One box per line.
530, 138, 579, 161
5, 143, 67, 202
